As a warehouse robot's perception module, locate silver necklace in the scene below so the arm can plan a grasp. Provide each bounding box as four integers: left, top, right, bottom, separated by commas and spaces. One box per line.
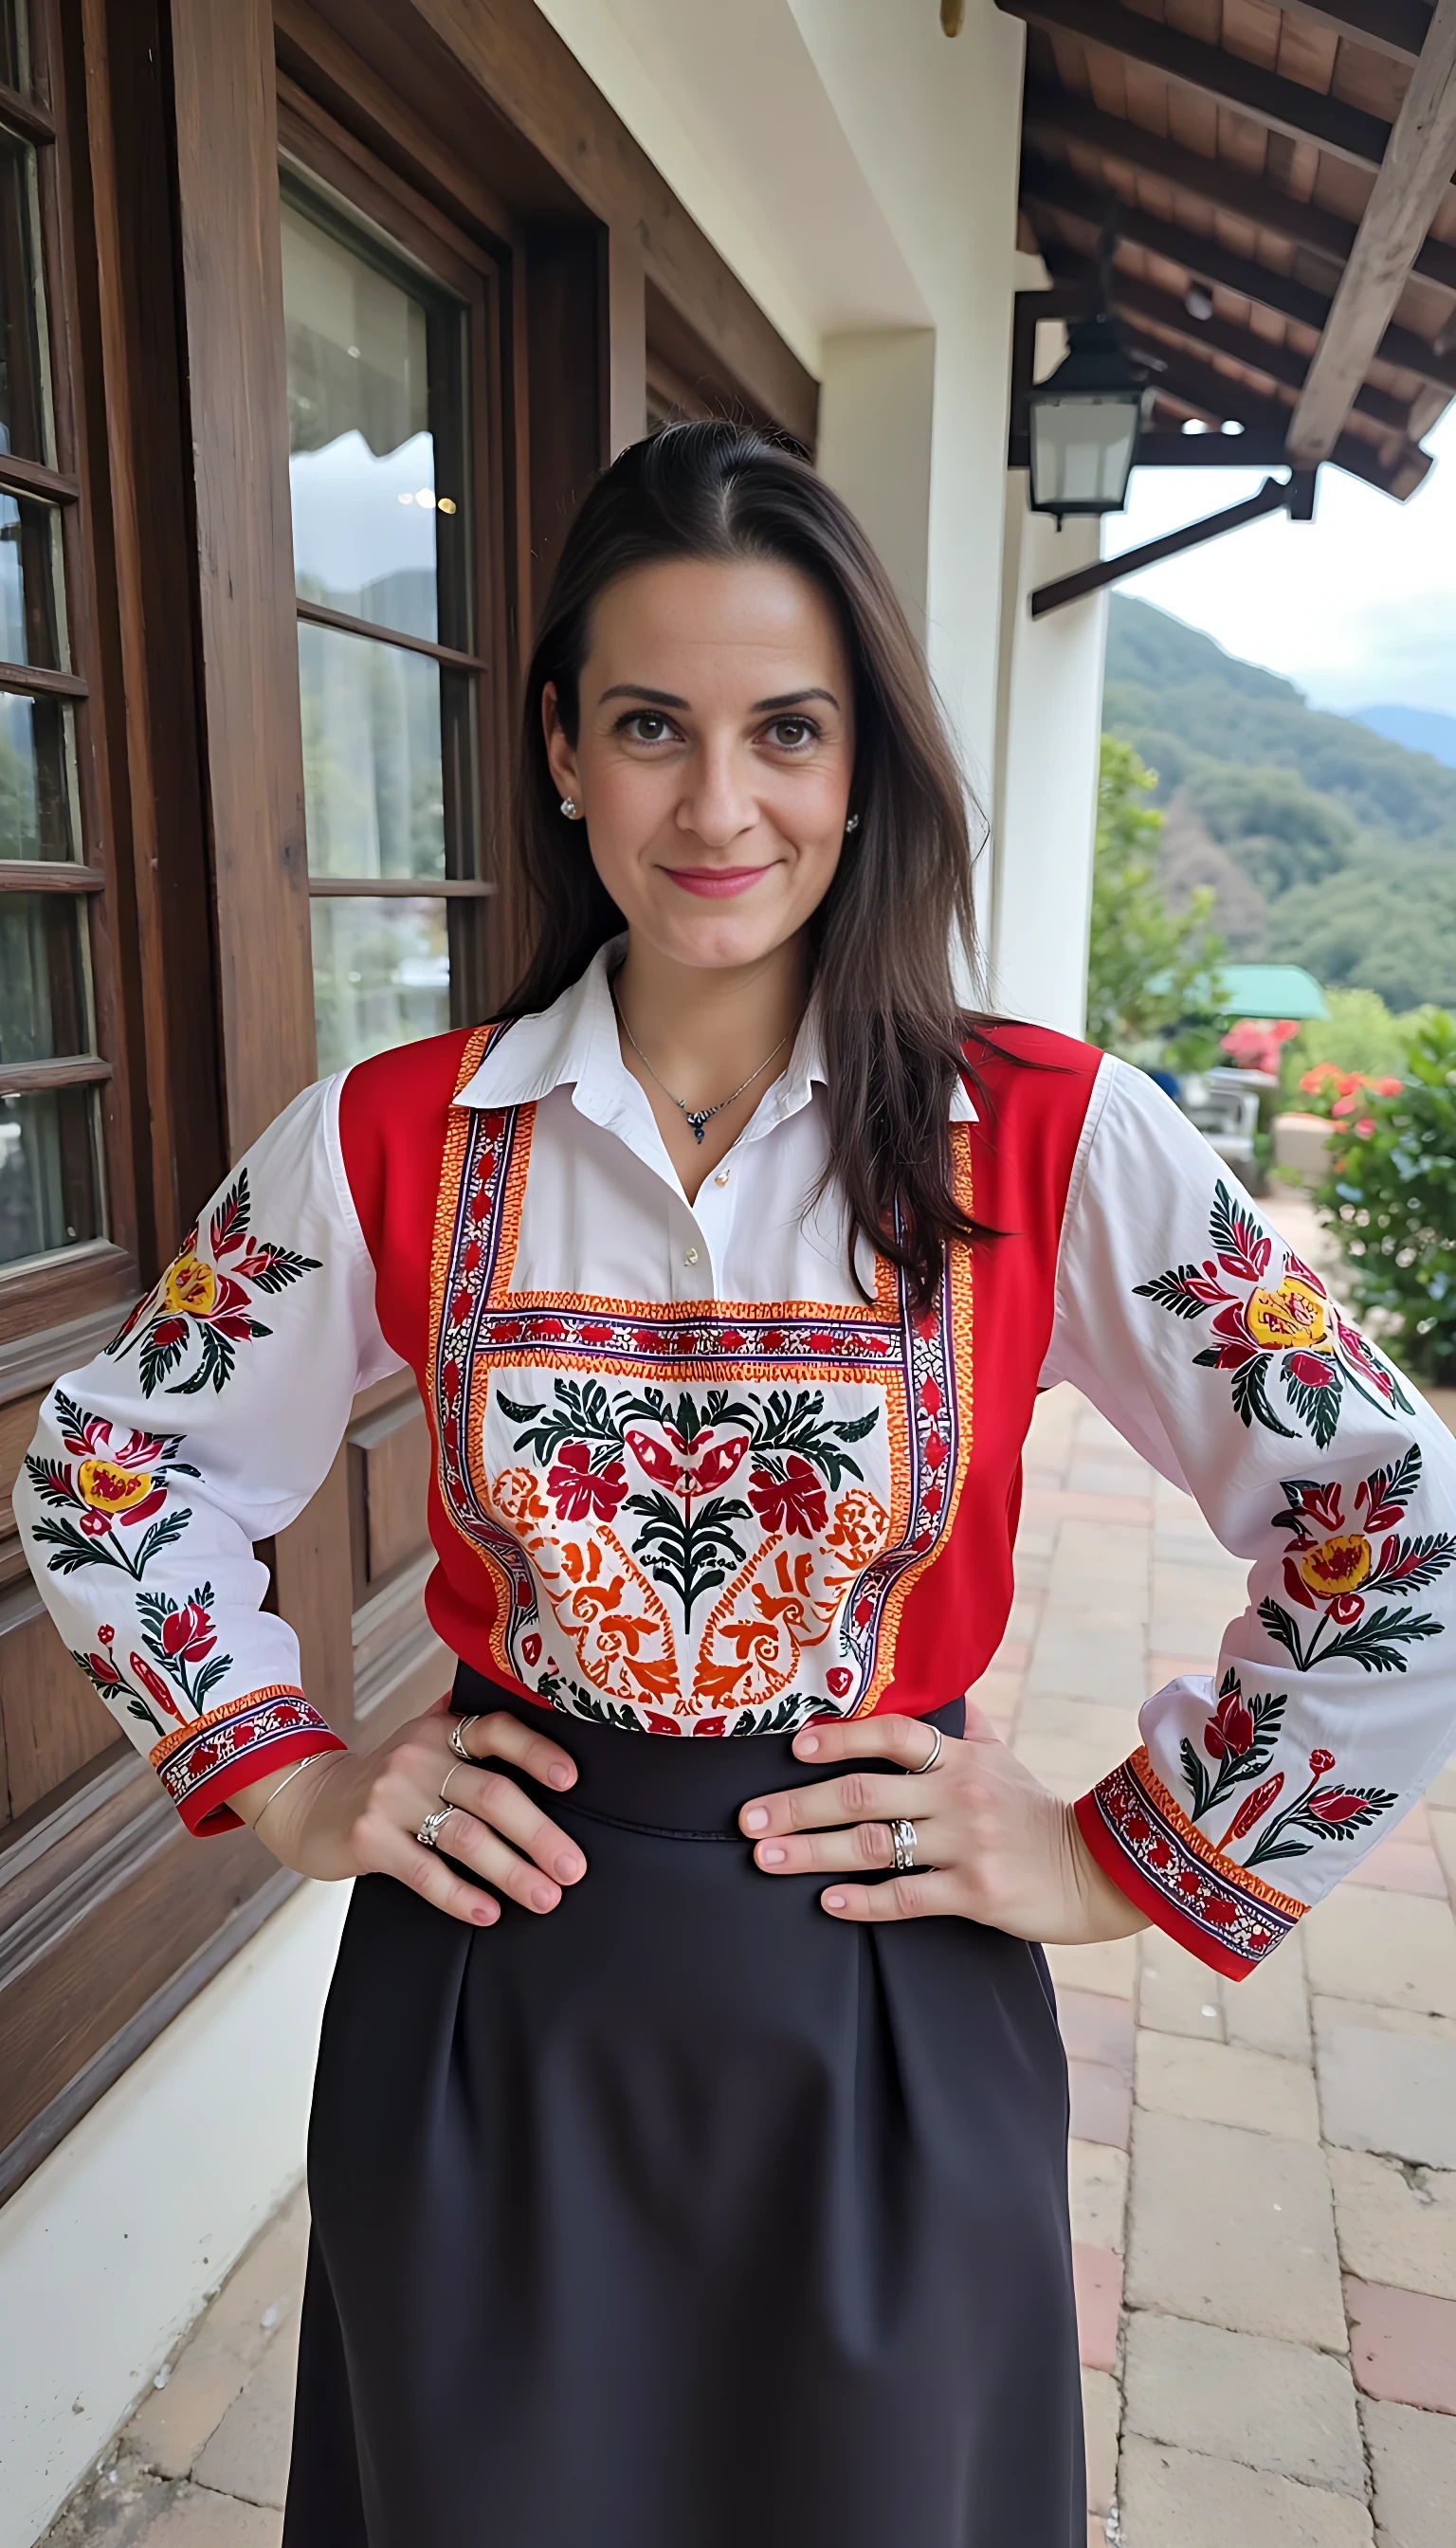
613, 997, 793, 1145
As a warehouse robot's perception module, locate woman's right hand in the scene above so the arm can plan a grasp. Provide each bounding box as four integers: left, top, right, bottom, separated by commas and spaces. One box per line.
231, 1701, 588, 1928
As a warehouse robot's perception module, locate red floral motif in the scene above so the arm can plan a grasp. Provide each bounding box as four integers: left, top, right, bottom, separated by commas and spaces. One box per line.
106, 1170, 320, 1398
826, 1665, 853, 1697
645, 1713, 682, 1737
749, 1458, 828, 1537
521, 1633, 542, 1667
1218, 1772, 1283, 1851
160, 1602, 216, 1665
1204, 1687, 1254, 1760
25, 1394, 200, 1583
1309, 1746, 1336, 1774
693, 1718, 726, 1736
130, 1651, 183, 1724
546, 1444, 628, 1523
1135, 1178, 1410, 1447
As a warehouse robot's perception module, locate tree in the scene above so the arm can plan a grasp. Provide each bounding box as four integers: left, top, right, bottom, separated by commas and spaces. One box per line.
1085, 736, 1221, 1062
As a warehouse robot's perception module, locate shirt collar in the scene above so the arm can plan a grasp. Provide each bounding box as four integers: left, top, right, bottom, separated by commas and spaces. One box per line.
455, 937, 976, 1124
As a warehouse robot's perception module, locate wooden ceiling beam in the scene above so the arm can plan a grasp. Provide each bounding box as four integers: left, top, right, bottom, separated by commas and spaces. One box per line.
1277, 3, 1431, 67
1021, 156, 1456, 394
1288, 0, 1456, 462
1022, 85, 1456, 298
1101, 270, 1413, 433
997, 0, 1392, 171
1125, 342, 1428, 497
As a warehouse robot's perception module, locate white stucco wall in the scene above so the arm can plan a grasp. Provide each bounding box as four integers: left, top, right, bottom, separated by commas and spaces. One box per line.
0, 1882, 350, 2548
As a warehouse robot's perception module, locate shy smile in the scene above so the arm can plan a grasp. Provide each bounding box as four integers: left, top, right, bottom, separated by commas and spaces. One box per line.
661, 863, 775, 899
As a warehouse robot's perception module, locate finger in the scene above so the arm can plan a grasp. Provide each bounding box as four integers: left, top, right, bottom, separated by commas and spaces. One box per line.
433, 1809, 566, 1914
791, 1712, 948, 1771
739, 1768, 917, 1839
441, 1762, 586, 1885
820, 1870, 960, 1922
461, 1707, 579, 1793
367, 1820, 501, 1928
753, 1817, 908, 1876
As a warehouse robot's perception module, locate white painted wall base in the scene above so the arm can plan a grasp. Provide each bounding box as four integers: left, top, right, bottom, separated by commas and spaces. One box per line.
0, 1879, 350, 2548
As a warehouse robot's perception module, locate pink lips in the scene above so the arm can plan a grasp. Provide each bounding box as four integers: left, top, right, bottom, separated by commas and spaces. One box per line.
662, 864, 773, 899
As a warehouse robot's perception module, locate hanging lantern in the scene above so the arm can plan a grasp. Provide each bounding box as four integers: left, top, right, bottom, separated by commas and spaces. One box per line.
1027, 310, 1145, 523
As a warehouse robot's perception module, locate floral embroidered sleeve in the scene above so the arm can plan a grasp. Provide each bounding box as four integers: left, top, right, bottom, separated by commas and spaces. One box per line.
1043, 1056, 1456, 1978
12, 1076, 402, 1833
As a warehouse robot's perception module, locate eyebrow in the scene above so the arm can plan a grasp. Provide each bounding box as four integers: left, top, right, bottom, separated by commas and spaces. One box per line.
597, 682, 842, 712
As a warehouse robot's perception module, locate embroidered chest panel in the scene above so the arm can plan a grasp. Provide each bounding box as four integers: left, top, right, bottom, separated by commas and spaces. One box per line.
428, 1035, 974, 1736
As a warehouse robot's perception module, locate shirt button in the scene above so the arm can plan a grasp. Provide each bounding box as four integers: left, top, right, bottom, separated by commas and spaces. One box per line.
683, 1247, 700, 1266
714, 1170, 730, 1187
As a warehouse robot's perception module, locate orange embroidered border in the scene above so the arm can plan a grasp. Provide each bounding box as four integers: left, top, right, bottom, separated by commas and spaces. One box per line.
147, 1683, 309, 1770
1127, 1746, 1306, 1918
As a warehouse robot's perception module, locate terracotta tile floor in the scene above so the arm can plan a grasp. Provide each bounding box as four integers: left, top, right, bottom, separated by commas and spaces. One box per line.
38, 1275, 1456, 2544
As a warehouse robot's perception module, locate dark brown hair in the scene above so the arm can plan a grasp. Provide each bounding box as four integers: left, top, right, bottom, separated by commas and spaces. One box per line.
504, 420, 987, 1308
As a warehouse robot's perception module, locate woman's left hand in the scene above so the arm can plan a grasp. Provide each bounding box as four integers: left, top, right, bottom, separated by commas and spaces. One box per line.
739, 1701, 1147, 1944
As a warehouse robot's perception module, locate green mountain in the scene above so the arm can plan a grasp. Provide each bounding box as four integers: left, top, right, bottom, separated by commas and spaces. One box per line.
1102, 595, 1456, 1011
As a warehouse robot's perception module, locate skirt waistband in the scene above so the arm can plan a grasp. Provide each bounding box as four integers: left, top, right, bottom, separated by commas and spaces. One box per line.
450, 1664, 965, 1839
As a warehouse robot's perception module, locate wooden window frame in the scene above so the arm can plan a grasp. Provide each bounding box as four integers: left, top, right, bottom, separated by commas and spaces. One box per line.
0, 0, 137, 1351
277, 97, 518, 1035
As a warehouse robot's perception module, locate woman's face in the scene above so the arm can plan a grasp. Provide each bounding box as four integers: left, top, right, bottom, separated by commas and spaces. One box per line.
543, 555, 856, 974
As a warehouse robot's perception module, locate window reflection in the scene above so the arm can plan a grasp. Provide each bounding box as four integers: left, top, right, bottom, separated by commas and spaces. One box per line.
283, 198, 464, 646
0, 891, 90, 1061
310, 896, 450, 1076
0, 491, 66, 666
0, 1085, 102, 1267
299, 621, 446, 882
0, 690, 79, 859
0, 128, 52, 463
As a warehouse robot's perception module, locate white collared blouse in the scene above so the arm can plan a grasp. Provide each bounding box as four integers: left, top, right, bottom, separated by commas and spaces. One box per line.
15, 946, 1456, 1978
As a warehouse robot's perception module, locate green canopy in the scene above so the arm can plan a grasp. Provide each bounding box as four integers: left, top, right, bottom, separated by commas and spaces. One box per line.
1210, 963, 1327, 1021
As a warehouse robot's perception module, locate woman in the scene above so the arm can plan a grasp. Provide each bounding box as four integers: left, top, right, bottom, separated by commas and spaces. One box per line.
18, 424, 1456, 2547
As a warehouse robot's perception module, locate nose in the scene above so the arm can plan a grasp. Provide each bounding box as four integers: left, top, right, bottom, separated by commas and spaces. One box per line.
677, 736, 758, 849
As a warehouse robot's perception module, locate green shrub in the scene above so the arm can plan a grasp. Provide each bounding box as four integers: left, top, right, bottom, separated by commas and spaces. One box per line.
1086, 736, 1222, 1066
1316, 1009, 1456, 1387
1281, 987, 1410, 1100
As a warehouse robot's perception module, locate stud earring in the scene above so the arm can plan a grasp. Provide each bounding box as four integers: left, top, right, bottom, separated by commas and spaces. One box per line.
845, 813, 860, 834
559, 796, 578, 819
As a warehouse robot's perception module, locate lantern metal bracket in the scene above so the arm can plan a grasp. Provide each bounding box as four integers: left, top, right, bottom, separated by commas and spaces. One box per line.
1028, 467, 1318, 618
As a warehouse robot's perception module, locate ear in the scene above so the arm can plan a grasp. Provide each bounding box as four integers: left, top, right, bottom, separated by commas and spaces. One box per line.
542, 682, 582, 810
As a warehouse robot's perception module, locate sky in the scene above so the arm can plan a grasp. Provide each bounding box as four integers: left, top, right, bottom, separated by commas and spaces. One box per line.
1101, 403, 1456, 716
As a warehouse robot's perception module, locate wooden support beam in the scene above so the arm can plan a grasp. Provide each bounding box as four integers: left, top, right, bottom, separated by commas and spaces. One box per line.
1288, 0, 1456, 463
997, 0, 1392, 171
1021, 157, 1456, 395
1021, 86, 1456, 297
1277, 3, 1431, 66
1030, 476, 1305, 618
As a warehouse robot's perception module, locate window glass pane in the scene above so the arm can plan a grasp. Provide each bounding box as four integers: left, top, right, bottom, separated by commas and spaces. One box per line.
310, 897, 449, 1076
282, 195, 465, 646
0, 491, 66, 667
0, 688, 79, 859
0, 891, 91, 1061
0, 0, 30, 90
0, 127, 53, 462
0, 1085, 103, 1266
300, 620, 446, 882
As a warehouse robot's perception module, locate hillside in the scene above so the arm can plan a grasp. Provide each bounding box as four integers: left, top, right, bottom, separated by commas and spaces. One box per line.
1101, 596, 1456, 1010
1352, 703, 1456, 771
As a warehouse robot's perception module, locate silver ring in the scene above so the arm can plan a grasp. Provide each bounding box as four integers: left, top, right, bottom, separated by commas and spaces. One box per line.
448, 1714, 482, 1764
439, 1763, 462, 1810
911, 1722, 943, 1774
416, 1805, 453, 1850
889, 1815, 919, 1872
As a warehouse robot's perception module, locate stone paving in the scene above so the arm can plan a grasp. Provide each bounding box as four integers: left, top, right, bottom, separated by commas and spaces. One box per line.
39, 1362, 1456, 2545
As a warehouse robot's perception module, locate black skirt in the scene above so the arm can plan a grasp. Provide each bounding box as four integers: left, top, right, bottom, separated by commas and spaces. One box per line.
283, 1671, 1083, 2548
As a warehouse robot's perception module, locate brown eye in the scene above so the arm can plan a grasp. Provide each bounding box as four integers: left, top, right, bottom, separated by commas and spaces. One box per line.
768, 717, 816, 749
622, 711, 673, 742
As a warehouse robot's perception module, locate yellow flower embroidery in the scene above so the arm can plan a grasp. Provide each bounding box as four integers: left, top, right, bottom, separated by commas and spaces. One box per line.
162, 1253, 219, 1318
1246, 1276, 1329, 1354
77, 1457, 155, 1516
1298, 1532, 1373, 1598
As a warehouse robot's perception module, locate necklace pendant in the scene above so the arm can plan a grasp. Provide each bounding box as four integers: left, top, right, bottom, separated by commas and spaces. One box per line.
684, 1111, 710, 1145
